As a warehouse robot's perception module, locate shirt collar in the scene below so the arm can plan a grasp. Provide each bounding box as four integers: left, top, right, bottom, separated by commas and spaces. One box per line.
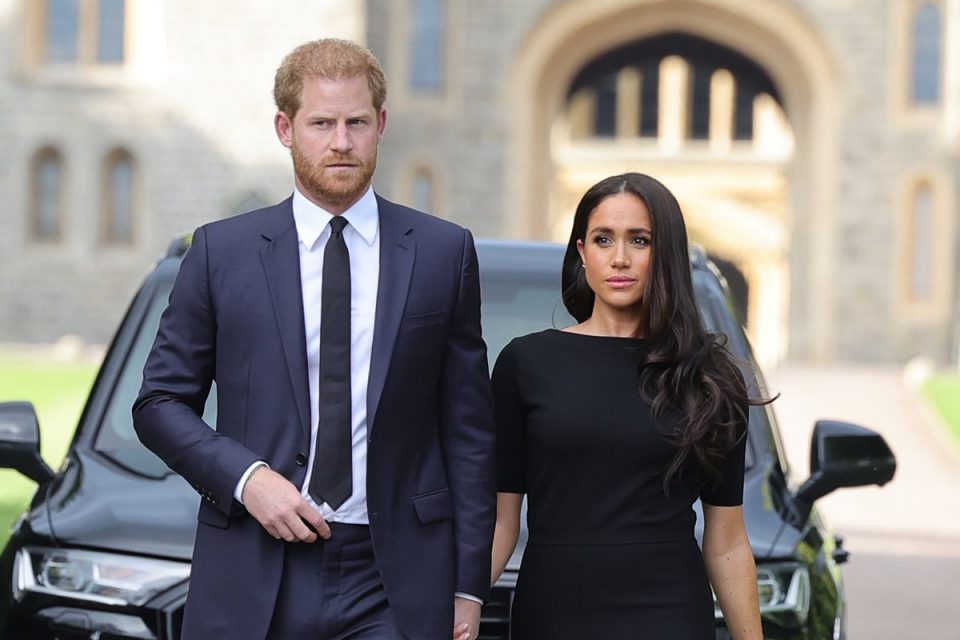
292, 185, 379, 249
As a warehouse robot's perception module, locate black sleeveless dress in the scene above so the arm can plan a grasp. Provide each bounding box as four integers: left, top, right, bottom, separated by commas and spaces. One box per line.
493, 330, 747, 639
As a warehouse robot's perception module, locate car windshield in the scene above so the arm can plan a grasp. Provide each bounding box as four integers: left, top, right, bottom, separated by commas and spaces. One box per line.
480, 276, 574, 365
92, 256, 754, 476
93, 281, 216, 478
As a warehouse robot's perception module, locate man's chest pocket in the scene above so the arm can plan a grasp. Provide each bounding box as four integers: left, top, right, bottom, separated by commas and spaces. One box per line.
400, 308, 449, 331
395, 309, 448, 369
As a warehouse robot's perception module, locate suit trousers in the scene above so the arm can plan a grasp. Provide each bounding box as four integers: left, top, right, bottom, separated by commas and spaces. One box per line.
265, 522, 407, 640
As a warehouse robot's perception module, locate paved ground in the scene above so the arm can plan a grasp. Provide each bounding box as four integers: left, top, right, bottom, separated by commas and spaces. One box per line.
767, 363, 960, 639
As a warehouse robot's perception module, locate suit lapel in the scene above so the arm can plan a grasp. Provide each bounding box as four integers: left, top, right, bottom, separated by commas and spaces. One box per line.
259, 200, 311, 439
368, 198, 415, 432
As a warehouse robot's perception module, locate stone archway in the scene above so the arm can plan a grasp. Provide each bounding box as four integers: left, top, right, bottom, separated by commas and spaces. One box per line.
506, 0, 841, 362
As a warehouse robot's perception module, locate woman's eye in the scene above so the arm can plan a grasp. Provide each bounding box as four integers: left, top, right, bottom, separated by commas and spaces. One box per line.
633, 236, 650, 246
593, 236, 611, 246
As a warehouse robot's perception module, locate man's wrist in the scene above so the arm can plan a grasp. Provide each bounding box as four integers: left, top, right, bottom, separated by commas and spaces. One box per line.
454, 592, 483, 605
234, 461, 269, 503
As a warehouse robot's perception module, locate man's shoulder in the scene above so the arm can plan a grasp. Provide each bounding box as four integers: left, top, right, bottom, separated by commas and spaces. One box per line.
376, 194, 468, 240
198, 198, 294, 239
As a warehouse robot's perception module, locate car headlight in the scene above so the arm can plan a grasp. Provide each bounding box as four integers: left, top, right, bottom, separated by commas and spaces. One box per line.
714, 561, 810, 627
13, 546, 190, 606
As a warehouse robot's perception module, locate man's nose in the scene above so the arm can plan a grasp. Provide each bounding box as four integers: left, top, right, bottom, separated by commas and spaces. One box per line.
330, 123, 353, 152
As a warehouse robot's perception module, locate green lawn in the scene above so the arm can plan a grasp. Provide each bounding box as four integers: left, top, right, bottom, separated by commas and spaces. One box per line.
922, 374, 960, 444
0, 353, 98, 549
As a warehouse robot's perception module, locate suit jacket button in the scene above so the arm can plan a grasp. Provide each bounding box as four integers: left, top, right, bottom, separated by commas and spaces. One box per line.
296, 453, 307, 466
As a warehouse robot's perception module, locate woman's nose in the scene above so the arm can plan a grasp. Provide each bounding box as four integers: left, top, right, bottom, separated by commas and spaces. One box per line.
611, 242, 630, 266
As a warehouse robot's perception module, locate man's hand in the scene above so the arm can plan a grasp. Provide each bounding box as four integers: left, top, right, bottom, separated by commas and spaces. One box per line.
452, 596, 481, 640
241, 466, 330, 542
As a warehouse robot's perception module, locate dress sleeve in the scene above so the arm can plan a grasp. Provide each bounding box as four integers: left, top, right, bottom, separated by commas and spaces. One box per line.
492, 340, 526, 494
700, 398, 749, 507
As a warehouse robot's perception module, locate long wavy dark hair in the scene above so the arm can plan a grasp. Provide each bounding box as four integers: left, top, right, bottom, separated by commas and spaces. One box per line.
561, 173, 761, 492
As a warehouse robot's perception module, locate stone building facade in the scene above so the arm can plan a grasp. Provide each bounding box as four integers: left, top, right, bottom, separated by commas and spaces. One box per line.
1, 0, 958, 366
0, 0, 361, 344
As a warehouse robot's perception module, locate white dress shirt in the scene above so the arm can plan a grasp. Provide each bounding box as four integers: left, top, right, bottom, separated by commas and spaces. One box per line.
293, 185, 380, 524
235, 186, 379, 525
233, 187, 482, 603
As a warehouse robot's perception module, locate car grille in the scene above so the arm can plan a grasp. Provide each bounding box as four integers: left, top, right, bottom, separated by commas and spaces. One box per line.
161, 603, 184, 640
156, 585, 730, 640
157, 587, 512, 639
478, 586, 514, 640
154, 584, 188, 640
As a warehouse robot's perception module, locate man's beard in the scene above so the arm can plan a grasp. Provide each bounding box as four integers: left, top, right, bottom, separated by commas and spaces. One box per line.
291, 143, 377, 209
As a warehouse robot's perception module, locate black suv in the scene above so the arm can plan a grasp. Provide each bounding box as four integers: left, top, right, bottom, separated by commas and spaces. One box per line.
0, 238, 895, 639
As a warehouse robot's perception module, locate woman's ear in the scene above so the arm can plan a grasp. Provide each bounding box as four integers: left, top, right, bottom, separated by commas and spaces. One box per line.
576, 239, 585, 266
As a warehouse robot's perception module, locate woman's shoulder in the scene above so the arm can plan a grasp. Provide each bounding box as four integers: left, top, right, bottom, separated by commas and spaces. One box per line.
497, 329, 569, 360
491, 330, 553, 385
509, 328, 560, 345
496, 329, 558, 359
504, 327, 650, 353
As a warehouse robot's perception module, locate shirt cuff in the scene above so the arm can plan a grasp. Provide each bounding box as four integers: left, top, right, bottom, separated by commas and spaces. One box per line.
454, 592, 483, 605
233, 461, 269, 503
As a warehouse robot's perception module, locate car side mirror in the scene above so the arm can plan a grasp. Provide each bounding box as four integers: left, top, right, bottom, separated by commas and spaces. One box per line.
791, 420, 896, 525
0, 402, 55, 485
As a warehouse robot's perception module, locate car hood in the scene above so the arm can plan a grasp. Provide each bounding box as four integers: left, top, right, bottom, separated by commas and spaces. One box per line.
30, 450, 198, 561
34, 453, 800, 569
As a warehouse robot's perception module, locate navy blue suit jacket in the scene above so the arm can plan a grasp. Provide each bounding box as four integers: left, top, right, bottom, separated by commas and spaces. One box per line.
133, 195, 495, 639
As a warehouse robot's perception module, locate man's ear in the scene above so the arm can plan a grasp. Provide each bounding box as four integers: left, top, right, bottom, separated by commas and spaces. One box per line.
377, 108, 387, 142
275, 111, 294, 148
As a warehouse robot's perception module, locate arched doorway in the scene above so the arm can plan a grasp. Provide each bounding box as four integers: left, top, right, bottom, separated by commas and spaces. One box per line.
506, 0, 841, 364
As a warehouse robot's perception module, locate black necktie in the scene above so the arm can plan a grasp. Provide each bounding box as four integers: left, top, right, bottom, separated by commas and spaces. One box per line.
309, 216, 352, 510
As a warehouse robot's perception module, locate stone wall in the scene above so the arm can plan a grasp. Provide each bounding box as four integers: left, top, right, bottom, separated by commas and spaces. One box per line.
0, 0, 362, 343
1, 0, 957, 363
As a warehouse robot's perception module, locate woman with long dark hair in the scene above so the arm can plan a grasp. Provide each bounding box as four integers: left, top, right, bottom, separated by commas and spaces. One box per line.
489, 173, 764, 639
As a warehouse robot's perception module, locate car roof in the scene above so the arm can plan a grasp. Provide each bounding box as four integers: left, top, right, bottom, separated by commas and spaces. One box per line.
164, 233, 711, 272
148, 232, 769, 471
